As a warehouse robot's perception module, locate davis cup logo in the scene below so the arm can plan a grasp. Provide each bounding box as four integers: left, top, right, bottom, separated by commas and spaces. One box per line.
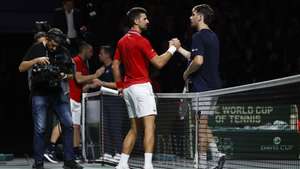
261, 136, 293, 151
273, 137, 281, 145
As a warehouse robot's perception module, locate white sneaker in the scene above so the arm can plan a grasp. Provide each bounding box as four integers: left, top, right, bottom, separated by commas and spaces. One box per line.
115, 164, 130, 169
99, 153, 112, 160
103, 153, 118, 163
104, 153, 113, 158
113, 153, 122, 161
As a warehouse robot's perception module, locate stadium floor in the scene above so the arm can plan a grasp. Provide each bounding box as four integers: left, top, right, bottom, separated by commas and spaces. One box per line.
0, 159, 113, 169
1, 159, 299, 169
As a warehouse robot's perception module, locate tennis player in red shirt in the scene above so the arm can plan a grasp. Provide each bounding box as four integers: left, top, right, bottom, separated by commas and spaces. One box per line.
112, 7, 180, 169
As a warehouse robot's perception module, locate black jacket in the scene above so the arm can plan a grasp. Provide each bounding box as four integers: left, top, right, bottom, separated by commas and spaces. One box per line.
52, 8, 83, 37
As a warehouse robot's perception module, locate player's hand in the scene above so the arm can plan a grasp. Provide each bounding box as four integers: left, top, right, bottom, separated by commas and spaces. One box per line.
92, 79, 102, 87
82, 84, 91, 92
117, 88, 123, 97
80, 26, 88, 32
66, 74, 74, 80
59, 72, 67, 79
170, 38, 181, 49
34, 57, 50, 65
95, 66, 105, 78
169, 40, 175, 46
183, 70, 189, 81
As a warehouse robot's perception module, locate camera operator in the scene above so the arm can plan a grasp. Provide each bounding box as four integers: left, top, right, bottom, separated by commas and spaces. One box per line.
19, 28, 83, 169
43, 42, 103, 163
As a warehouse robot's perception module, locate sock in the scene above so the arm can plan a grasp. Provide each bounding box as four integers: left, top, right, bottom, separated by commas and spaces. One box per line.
144, 153, 153, 167
119, 153, 129, 166
209, 141, 219, 160
199, 153, 207, 167
200, 153, 207, 160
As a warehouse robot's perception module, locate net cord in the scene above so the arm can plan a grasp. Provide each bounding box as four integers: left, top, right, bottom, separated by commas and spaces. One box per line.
157, 74, 300, 98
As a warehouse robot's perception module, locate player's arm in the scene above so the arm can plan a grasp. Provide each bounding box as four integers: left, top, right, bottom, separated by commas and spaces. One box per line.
183, 34, 205, 80
19, 57, 49, 72
112, 59, 123, 89
82, 79, 102, 92
183, 55, 203, 80
75, 71, 101, 84
112, 44, 123, 89
150, 51, 174, 69
150, 41, 178, 69
82, 84, 91, 93
100, 81, 117, 89
170, 38, 191, 60
178, 47, 191, 60
75, 66, 105, 84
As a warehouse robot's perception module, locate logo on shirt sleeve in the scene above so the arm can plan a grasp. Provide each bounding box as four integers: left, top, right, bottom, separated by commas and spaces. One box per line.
191, 48, 199, 52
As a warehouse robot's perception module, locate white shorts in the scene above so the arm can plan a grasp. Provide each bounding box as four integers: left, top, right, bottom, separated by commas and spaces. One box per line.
192, 96, 218, 115
123, 82, 157, 118
70, 99, 82, 125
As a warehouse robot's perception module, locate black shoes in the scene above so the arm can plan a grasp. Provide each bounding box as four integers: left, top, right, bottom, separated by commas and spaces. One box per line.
63, 160, 84, 169
33, 159, 83, 169
75, 152, 84, 163
74, 147, 84, 163
44, 149, 59, 164
217, 153, 226, 169
32, 161, 44, 169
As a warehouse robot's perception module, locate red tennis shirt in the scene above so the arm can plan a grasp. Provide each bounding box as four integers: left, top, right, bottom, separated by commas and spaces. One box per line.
114, 29, 157, 88
69, 55, 89, 102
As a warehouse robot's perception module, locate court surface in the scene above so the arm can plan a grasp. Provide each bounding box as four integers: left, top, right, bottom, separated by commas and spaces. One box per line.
1, 159, 299, 169
0, 159, 113, 169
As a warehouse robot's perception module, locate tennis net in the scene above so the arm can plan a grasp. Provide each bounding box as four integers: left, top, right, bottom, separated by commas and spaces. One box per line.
82, 74, 300, 169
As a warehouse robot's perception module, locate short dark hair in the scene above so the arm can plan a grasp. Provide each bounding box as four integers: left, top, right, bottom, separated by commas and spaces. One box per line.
79, 42, 92, 53
126, 7, 147, 27
99, 45, 113, 58
47, 28, 67, 45
193, 4, 214, 25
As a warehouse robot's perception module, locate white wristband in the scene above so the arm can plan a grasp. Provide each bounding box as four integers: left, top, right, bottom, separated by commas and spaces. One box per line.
167, 45, 177, 55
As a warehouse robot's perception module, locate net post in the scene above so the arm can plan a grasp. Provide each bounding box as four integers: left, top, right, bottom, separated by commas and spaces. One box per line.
194, 97, 199, 168
81, 92, 87, 161
100, 93, 105, 160
188, 101, 194, 159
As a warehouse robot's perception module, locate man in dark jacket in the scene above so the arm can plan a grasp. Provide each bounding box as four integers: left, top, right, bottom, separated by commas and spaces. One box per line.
52, 0, 87, 55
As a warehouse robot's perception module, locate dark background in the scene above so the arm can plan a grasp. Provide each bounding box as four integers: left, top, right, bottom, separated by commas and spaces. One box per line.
0, 0, 300, 156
